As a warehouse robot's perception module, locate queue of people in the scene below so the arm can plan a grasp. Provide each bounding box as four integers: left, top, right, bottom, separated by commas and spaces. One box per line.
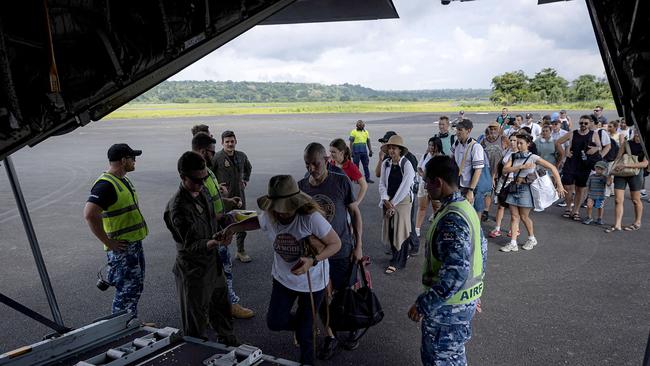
82, 110, 645, 366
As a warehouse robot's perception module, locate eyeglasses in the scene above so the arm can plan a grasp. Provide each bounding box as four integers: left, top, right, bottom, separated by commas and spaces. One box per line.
593, 109, 601, 112
579, 122, 590, 126
185, 174, 209, 184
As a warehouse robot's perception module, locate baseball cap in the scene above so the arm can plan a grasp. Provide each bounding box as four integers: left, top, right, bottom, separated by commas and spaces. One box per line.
456, 119, 473, 130
378, 131, 397, 143
551, 112, 560, 121
108, 143, 142, 162
525, 113, 533, 119
594, 161, 608, 170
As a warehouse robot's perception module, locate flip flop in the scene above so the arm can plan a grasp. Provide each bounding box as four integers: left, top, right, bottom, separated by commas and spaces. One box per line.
605, 226, 622, 233
572, 213, 582, 221
624, 224, 641, 231
385, 266, 397, 274
562, 210, 572, 218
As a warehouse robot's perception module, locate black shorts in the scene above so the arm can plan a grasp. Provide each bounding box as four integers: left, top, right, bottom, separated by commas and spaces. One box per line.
561, 170, 590, 187
614, 170, 644, 192
328, 257, 357, 291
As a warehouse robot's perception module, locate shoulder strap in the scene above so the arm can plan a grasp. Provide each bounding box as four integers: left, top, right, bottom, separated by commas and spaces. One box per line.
458, 141, 476, 176
512, 153, 533, 180
400, 157, 407, 175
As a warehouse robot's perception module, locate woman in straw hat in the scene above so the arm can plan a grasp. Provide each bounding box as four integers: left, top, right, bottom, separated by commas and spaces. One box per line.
218, 174, 341, 365
378, 134, 416, 274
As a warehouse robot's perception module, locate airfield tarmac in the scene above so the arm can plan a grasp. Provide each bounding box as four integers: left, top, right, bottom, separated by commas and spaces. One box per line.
1, 111, 648, 365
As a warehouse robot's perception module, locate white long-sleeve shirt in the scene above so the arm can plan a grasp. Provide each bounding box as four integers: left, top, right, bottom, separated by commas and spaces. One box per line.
378, 156, 415, 207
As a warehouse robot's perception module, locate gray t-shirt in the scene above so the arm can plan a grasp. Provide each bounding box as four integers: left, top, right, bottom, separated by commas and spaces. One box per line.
299, 171, 356, 259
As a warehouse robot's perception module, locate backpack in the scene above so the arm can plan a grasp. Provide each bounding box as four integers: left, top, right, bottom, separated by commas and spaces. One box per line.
384, 154, 418, 192
599, 129, 619, 162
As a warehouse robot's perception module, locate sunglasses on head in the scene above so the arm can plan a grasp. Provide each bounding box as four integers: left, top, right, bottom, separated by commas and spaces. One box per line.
579, 122, 590, 125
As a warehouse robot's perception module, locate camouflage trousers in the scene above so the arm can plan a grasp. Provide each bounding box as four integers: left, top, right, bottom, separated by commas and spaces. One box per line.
106, 241, 145, 317
218, 245, 240, 304
421, 302, 477, 366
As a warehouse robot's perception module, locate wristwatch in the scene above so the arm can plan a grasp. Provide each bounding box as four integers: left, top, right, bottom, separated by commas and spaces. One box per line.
310, 254, 319, 266
468, 187, 475, 192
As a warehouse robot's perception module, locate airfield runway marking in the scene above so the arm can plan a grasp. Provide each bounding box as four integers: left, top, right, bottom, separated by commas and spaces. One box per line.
0, 164, 90, 224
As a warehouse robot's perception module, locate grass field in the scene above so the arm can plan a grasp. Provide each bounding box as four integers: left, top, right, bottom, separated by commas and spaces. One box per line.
105, 100, 616, 120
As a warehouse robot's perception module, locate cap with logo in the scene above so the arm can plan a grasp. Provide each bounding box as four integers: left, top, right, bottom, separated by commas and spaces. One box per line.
107, 143, 142, 162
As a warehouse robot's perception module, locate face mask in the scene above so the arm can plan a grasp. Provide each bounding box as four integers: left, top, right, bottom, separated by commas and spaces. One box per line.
438, 132, 449, 138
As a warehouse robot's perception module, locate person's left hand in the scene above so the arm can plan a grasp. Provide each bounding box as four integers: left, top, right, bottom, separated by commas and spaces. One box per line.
219, 183, 229, 196
231, 197, 243, 208
369, 150, 373, 157
291, 257, 314, 275
408, 304, 423, 322
351, 245, 363, 262
466, 190, 475, 204
556, 185, 567, 199
241, 181, 248, 189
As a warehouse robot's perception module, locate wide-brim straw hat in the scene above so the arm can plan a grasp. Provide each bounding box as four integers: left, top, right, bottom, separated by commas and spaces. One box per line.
257, 175, 313, 214
380, 134, 409, 154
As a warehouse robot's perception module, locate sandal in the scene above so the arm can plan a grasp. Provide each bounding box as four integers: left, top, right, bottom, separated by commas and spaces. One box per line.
605, 226, 622, 233
385, 266, 397, 275
624, 224, 641, 231
572, 213, 582, 221
562, 210, 572, 218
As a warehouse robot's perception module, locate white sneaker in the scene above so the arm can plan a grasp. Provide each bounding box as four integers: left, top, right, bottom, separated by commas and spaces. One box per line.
499, 242, 519, 252
522, 237, 538, 250
415, 228, 421, 237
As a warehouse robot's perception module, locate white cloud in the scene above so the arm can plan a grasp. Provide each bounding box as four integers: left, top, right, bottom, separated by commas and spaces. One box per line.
170, 0, 606, 89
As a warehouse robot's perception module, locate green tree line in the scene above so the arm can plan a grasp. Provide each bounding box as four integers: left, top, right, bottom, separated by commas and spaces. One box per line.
133, 69, 612, 105
490, 68, 612, 105
134, 81, 491, 103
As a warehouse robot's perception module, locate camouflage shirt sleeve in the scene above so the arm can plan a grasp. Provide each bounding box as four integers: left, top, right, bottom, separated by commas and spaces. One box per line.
416, 212, 471, 316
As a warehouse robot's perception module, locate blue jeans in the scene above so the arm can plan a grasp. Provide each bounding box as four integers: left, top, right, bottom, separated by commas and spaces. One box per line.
353, 151, 371, 180
218, 245, 239, 304
267, 279, 324, 365
106, 240, 145, 317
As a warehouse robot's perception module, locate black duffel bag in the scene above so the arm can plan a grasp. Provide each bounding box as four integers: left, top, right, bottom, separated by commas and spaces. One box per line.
328, 260, 384, 338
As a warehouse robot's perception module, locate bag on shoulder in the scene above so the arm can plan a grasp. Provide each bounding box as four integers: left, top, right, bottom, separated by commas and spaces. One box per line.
612, 142, 640, 177
599, 130, 619, 162
328, 260, 384, 337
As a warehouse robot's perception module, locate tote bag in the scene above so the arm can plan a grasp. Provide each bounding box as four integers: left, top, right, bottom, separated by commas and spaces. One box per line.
530, 171, 558, 212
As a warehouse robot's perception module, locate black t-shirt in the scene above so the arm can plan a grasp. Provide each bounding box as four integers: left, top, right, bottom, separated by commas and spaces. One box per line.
87, 176, 135, 210
387, 164, 403, 199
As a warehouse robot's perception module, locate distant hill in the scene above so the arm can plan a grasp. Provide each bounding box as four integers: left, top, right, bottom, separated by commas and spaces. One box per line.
134, 80, 491, 103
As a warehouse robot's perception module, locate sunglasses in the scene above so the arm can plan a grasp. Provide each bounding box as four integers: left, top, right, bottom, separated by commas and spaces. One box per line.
579, 122, 590, 126
126, 156, 136, 161
184, 174, 209, 184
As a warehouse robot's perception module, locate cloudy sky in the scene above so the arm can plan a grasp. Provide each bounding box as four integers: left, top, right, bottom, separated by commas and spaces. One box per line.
171, 0, 606, 90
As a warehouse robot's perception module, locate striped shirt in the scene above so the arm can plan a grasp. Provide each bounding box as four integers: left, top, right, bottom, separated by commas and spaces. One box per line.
586, 174, 607, 200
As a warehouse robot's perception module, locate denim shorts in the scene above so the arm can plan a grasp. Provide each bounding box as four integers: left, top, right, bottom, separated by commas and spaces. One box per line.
589, 197, 605, 209
505, 183, 534, 208
613, 170, 644, 192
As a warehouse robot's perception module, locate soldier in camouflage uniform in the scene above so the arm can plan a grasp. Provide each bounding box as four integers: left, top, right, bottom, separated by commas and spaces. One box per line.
84, 144, 148, 317
409, 155, 487, 366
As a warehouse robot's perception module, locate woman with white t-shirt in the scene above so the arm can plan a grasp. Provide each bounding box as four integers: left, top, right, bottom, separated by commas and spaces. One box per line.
500, 132, 566, 253
221, 175, 341, 365
415, 136, 444, 236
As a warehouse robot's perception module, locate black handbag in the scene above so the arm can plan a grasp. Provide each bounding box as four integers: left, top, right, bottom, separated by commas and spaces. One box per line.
327, 261, 384, 339
497, 154, 532, 208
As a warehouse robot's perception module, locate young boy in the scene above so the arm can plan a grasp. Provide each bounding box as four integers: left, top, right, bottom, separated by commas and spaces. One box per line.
583, 161, 608, 225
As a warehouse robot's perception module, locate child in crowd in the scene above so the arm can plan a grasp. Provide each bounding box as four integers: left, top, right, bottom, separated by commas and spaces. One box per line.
583, 161, 608, 225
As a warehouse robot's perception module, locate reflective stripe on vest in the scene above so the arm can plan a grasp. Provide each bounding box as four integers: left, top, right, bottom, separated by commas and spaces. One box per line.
95, 173, 148, 248
204, 168, 224, 214
422, 199, 484, 305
